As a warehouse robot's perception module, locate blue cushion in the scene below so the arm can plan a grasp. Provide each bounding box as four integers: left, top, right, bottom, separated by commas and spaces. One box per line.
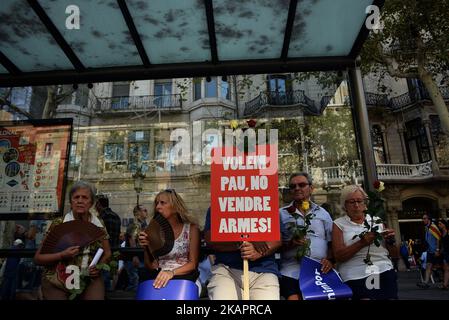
135, 279, 199, 300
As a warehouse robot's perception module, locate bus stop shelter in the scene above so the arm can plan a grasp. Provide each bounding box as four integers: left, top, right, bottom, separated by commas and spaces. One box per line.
0, 0, 386, 282
0, 0, 381, 204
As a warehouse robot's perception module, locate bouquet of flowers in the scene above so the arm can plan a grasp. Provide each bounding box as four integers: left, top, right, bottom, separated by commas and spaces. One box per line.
352, 181, 386, 265
287, 200, 316, 261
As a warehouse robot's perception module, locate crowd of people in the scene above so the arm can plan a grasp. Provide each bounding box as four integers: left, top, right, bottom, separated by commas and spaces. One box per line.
1, 174, 449, 300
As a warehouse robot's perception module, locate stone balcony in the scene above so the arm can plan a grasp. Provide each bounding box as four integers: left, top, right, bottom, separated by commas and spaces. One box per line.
312, 161, 434, 186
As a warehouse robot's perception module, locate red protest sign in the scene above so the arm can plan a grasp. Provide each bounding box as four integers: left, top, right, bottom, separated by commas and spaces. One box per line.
210, 144, 280, 242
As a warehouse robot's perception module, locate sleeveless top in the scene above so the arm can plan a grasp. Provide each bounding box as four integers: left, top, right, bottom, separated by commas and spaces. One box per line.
333, 215, 393, 282
158, 223, 190, 270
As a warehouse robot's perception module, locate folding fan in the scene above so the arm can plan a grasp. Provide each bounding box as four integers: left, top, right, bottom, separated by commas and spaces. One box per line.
40, 220, 106, 254
144, 213, 175, 259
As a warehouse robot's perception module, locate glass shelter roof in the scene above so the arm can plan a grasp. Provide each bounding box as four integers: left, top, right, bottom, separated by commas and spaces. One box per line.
0, 0, 381, 87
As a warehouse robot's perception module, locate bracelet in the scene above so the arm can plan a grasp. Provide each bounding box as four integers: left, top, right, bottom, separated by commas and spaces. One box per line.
163, 269, 175, 277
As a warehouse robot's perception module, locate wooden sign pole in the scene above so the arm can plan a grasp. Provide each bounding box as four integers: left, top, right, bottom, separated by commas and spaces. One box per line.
243, 258, 249, 300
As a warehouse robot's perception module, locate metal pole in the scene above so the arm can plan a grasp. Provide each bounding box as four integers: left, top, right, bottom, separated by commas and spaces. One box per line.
347, 59, 377, 191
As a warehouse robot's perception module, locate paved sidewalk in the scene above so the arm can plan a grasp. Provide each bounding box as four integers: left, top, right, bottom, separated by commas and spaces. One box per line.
397, 269, 449, 300
106, 269, 449, 300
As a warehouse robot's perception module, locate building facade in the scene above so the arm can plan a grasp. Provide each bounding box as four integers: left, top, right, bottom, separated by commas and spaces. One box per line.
50, 73, 449, 243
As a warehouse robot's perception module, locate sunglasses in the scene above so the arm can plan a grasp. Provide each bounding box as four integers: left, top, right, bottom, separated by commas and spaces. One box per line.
289, 183, 310, 190
164, 188, 176, 193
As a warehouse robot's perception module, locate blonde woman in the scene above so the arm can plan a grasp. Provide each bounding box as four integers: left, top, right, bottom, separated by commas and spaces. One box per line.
332, 184, 397, 300
138, 189, 200, 289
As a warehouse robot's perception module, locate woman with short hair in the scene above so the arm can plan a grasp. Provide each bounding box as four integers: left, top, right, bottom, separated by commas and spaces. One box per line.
332, 184, 398, 300
34, 181, 111, 300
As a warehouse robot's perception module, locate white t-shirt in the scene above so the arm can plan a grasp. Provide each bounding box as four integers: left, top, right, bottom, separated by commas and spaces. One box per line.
333, 215, 393, 282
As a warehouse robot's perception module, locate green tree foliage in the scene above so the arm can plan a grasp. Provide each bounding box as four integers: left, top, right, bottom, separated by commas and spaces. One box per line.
361, 0, 449, 134
305, 108, 358, 167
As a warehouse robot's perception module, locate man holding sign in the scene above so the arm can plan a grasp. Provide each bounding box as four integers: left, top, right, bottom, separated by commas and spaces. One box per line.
204, 208, 281, 300
205, 144, 281, 300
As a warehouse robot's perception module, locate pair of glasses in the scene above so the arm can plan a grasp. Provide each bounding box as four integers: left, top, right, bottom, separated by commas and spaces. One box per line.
345, 199, 367, 206
289, 183, 310, 190
164, 188, 176, 193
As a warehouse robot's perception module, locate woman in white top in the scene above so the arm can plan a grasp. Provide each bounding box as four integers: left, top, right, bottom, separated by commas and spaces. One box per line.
138, 189, 200, 289
332, 185, 398, 299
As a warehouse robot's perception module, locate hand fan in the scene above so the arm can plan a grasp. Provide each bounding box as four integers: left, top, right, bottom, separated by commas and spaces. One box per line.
40, 220, 106, 254
144, 213, 175, 259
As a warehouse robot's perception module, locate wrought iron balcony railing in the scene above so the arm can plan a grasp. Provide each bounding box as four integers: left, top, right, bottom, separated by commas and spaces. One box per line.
365, 92, 390, 106
95, 94, 182, 113
389, 86, 449, 110
321, 86, 448, 111
244, 90, 318, 116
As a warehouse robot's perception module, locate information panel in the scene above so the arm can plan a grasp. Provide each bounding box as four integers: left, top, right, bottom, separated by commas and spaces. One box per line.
0, 119, 72, 218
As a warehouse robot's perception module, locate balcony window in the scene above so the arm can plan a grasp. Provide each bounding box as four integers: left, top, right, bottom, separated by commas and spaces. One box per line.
407, 78, 428, 100
268, 75, 288, 92
221, 78, 230, 100
111, 82, 130, 110
128, 130, 150, 172
128, 143, 150, 172
205, 77, 218, 98
266, 75, 292, 104
193, 78, 202, 101
104, 143, 124, 161
405, 118, 431, 164
371, 125, 386, 163
154, 80, 172, 107
104, 143, 126, 171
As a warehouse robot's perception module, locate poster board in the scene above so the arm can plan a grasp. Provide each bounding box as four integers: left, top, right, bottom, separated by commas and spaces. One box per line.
210, 144, 280, 242
0, 118, 72, 219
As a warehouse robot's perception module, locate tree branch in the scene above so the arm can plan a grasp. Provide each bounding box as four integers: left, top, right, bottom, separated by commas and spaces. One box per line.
376, 44, 419, 78
0, 97, 33, 119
